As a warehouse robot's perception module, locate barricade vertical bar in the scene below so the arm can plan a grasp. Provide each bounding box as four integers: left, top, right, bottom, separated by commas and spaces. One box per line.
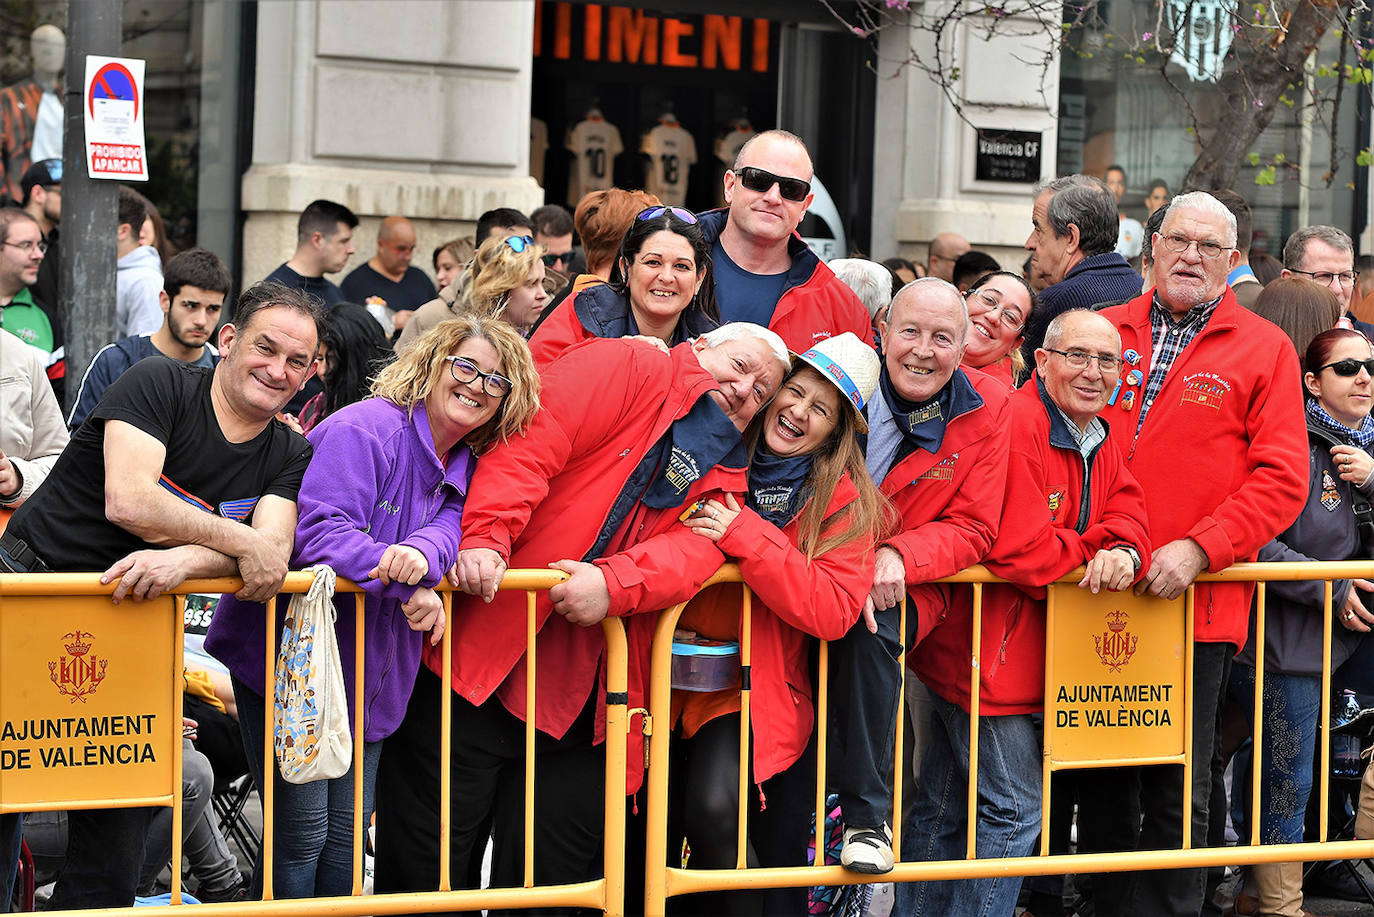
645, 603, 688, 917
737, 587, 753, 869
171, 594, 186, 903
525, 588, 538, 887
601, 617, 630, 917
815, 640, 830, 870
353, 591, 365, 895
967, 582, 983, 860
1181, 586, 1195, 850
1320, 580, 1334, 842
1250, 583, 1266, 850
892, 594, 907, 856
1040, 586, 1055, 855
439, 589, 453, 892
263, 594, 276, 898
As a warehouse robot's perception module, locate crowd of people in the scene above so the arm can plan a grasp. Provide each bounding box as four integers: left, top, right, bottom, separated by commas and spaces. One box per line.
2, 129, 1374, 917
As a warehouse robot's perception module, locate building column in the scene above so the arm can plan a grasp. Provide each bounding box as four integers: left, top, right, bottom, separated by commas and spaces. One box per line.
869, 3, 1060, 271
240, 0, 543, 285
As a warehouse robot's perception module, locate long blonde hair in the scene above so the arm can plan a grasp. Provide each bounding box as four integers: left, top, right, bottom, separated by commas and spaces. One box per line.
461, 235, 545, 316
370, 314, 541, 454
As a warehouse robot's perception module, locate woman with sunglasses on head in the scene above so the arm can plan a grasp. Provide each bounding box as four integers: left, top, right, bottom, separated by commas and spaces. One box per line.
960, 271, 1037, 387
1223, 327, 1372, 916
206, 315, 540, 897
396, 234, 550, 352
527, 205, 719, 367
663, 332, 887, 915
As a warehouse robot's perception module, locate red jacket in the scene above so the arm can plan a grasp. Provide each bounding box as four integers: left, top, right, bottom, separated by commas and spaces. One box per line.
425, 339, 747, 760
651, 472, 875, 785
914, 379, 1152, 714
1097, 289, 1308, 646
878, 368, 1012, 647
527, 281, 717, 369
695, 209, 872, 353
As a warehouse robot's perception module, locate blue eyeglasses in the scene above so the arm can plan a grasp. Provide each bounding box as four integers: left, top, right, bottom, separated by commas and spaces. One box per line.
636, 206, 697, 225
503, 235, 536, 254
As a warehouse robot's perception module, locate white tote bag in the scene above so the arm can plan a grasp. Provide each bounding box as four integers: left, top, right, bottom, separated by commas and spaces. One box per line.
273, 564, 352, 783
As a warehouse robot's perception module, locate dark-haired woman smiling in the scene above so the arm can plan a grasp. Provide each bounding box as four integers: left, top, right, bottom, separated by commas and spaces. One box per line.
528, 206, 718, 366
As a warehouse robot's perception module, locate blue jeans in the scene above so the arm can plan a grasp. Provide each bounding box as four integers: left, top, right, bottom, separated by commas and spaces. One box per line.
1227, 663, 1320, 845
233, 677, 381, 898
896, 688, 1042, 917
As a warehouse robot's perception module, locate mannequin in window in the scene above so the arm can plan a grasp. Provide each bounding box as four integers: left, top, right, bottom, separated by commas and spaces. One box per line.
1, 24, 65, 202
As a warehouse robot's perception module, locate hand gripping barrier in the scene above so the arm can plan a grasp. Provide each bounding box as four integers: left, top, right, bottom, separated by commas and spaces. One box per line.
7, 561, 1374, 915
638, 561, 1374, 916
0, 570, 630, 917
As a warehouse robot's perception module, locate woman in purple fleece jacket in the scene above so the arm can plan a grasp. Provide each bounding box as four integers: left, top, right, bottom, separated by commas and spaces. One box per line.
205, 315, 540, 897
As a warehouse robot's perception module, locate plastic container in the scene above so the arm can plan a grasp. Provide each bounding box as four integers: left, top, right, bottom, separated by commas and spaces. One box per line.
671, 632, 741, 692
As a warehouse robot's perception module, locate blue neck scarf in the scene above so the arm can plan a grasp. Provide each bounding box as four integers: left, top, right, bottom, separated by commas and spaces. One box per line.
878, 367, 952, 455
1306, 398, 1374, 450
642, 396, 748, 508
747, 446, 813, 527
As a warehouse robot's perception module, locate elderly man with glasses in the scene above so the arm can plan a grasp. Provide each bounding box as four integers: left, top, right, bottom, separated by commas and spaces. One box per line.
1072, 191, 1309, 917
1281, 224, 1367, 336
695, 129, 871, 353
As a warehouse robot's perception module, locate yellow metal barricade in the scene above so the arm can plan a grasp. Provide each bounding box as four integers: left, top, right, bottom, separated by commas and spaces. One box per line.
639, 561, 1374, 916
0, 570, 630, 917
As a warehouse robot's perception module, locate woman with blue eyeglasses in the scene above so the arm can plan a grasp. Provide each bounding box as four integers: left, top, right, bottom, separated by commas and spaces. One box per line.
207, 315, 541, 897
397, 233, 550, 351
528, 205, 719, 367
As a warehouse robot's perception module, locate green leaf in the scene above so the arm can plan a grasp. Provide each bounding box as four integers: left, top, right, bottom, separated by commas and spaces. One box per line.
1357, 149, 1373, 167
1254, 165, 1277, 185
1248, 152, 1262, 165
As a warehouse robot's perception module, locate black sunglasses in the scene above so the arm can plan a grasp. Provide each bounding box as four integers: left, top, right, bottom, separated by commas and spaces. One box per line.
735, 166, 811, 203
1321, 358, 1374, 377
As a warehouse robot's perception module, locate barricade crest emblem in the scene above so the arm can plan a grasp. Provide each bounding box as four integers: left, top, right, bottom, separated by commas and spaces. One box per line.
49, 630, 108, 703
1093, 610, 1138, 672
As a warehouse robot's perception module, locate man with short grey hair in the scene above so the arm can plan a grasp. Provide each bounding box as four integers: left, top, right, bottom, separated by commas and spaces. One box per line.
1079, 190, 1308, 916
1020, 175, 1143, 371
1281, 224, 1365, 332
829, 257, 897, 333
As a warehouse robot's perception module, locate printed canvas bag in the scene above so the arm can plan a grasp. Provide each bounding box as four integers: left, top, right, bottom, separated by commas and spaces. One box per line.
273, 565, 351, 783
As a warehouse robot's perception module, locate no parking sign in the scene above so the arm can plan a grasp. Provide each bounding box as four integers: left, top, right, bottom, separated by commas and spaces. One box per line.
83, 55, 148, 181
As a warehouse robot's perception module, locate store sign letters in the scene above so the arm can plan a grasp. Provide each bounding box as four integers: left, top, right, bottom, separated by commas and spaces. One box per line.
536, 3, 771, 73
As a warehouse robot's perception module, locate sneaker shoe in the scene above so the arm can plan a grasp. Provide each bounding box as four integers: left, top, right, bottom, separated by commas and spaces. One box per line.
840, 822, 894, 874
196, 877, 250, 902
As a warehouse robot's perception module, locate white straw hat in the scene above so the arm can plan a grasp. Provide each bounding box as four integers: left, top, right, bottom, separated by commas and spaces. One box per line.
795, 332, 881, 433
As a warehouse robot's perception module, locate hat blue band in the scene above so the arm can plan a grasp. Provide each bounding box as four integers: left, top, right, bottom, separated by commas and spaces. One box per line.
801, 349, 863, 410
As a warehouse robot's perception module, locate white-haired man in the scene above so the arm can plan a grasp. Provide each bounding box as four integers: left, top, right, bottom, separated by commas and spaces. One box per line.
375, 324, 791, 899
1079, 191, 1308, 916
830, 278, 1013, 875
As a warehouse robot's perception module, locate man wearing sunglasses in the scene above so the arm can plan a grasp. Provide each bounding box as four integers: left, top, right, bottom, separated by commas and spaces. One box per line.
1074, 191, 1309, 917
695, 129, 871, 353
1281, 224, 1368, 335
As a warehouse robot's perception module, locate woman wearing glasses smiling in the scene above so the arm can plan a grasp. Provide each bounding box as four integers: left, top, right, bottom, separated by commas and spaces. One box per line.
960, 271, 1037, 387
527, 205, 719, 367
208, 315, 540, 896
1224, 327, 1373, 916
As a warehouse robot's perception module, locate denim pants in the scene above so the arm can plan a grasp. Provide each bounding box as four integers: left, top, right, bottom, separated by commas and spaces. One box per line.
233, 677, 381, 898
1227, 663, 1320, 845
896, 688, 1042, 917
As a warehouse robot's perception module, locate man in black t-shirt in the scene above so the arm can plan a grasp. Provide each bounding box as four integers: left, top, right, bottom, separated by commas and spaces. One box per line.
340, 214, 436, 332
0, 281, 322, 908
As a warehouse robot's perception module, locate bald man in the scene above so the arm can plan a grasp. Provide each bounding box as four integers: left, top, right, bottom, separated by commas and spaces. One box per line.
340, 215, 437, 329
926, 232, 971, 283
